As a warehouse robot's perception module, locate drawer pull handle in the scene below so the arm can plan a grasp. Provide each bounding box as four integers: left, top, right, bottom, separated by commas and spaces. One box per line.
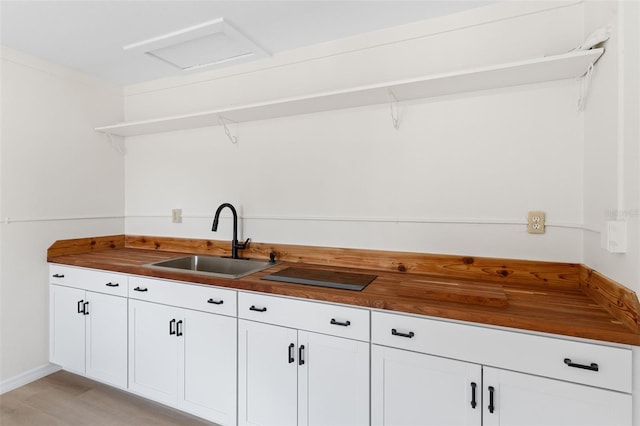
330, 318, 351, 327
299, 345, 305, 366
83, 301, 89, 315
77, 300, 84, 314
391, 328, 415, 338
250, 305, 267, 312
105, 282, 119, 287
133, 287, 148, 292
52, 274, 65, 278
288, 343, 295, 364
470, 382, 477, 409
207, 298, 224, 305
176, 320, 183, 337
564, 358, 599, 372
488, 386, 495, 413
169, 319, 176, 335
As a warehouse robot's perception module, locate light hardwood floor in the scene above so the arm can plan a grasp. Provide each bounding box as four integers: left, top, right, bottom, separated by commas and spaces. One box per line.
0, 371, 217, 425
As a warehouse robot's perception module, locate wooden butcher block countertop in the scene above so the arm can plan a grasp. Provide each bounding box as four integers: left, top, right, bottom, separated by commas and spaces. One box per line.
47, 235, 640, 346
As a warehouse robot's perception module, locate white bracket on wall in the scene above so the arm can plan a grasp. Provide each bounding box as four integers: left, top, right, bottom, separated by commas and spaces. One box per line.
218, 116, 239, 144
105, 132, 125, 155
388, 89, 400, 130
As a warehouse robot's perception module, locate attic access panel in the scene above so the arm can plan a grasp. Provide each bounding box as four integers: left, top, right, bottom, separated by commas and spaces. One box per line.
123, 17, 269, 71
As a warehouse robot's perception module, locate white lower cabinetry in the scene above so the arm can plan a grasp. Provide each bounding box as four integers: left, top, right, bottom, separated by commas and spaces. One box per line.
49, 266, 128, 389
128, 277, 237, 426
49, 264, 635, 426
238, 292, 370, 426
482, 367, 631, 426
371, 345, 482, 426
371, 311, 633, 426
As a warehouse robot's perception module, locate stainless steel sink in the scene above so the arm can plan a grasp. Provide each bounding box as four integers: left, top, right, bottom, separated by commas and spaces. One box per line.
145, 255, 276, 279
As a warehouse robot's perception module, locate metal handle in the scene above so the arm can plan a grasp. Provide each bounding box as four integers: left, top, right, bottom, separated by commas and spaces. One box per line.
288, 343, 295, 364
564, 358, 599, 371
105, 282, 119, 287
250, 305, 267, 312
77, 300, 84, 314
299, 345, 305, 366
207, 298, 224, 305
83, 301, 89, 315
391, 328, 415, 338
470, 382, 477, 409
330, 318, 351, 327
133, 287, 148, 292
488, 386, 495, 414
169, 319, 176, 335
176, 320, 183, 336
52, 274, 65, 278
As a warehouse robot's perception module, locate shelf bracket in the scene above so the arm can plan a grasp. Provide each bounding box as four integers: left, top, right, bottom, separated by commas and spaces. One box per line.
104, 132, 125, 155
218, 116, 239, 144
388, 89, 400, 130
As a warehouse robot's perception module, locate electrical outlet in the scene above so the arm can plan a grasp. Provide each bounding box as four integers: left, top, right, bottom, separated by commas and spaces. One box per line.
172, 208, 182, 224
527, 211, 545, 234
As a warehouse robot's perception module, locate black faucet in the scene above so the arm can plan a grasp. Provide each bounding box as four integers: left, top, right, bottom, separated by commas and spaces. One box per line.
212, 203, 250, 259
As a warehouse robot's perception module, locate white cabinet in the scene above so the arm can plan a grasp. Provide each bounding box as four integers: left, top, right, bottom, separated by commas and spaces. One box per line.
371, 311, 633, 426
238, 292, 370, 426
238, 320, 298, 426
49, 284, 86, 374
49, 265, 128, 389
128, 277, 237, 425
482, 367, 631, 426
372, 345, 481, 426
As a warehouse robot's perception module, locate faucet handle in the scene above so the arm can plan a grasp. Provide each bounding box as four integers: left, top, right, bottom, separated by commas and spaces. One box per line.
236, 237, 251, 250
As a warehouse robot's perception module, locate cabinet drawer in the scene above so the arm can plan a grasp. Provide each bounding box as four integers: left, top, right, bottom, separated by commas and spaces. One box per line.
372, 311, 632, 393
49, 264, 128, 297
238, 292, 369, 341
128, 276, 236, 317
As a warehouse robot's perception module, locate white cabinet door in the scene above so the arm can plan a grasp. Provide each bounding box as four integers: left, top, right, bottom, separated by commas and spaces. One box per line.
238, 320, 298, 426
298, 331, 369, 426
371, 344, 482, 426
179, 308, 237, 426
85, 291, 128, 389
128, 299, 179, 406
49, 285, 86, 374
483, 367, 632, 426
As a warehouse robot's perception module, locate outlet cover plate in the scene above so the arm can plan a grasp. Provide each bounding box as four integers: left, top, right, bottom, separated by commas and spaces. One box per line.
527, 211, 545, 234
172, 208, 182, 224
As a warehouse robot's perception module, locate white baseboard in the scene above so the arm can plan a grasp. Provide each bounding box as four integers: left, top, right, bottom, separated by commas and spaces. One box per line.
0, 363, 61, 395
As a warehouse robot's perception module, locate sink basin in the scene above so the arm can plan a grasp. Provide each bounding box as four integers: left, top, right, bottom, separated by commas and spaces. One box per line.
145, 255, 275, 279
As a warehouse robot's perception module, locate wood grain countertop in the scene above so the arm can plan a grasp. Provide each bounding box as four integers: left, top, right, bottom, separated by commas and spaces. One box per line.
47, 236, 640, 347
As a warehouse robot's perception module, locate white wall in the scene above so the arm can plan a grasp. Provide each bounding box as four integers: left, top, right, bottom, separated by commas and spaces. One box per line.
124, 1, 586, 262
0, 47, 124, 387
582, 1, 640, 423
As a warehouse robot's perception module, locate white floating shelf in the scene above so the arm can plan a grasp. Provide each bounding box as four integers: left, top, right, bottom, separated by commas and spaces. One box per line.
96, 48, 603, 137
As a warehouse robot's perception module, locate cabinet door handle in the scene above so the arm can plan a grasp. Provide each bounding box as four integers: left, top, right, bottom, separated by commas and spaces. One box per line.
105, 282, 119, 287
298, 345, 305, 366
169, 319, 176, 335
207, 298, 224, 305
288, 343, 295, 364
249, 305, 267, 312
176, 320, 183, 336
488, 386, 495, 414
77, 300, 84, 314
564, 358, 599, 372
133, 287, 148, 292
330, 318, 351, 327
83, 301, 89, 315
391, 328, 415, 338
470, 382, 477, 409
52, 274, 65, 278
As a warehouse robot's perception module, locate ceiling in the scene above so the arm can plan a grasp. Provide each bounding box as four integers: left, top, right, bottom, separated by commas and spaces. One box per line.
0, 1, 494, 86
